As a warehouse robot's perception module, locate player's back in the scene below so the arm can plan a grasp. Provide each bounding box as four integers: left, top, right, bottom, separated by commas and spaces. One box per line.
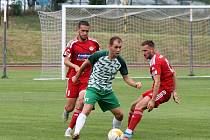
151, 53, 175, 91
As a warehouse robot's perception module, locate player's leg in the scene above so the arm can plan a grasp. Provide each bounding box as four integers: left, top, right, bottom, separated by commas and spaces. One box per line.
73, 87, 98, 139
128, 95, 144, 126
63, 79, 79, 121
123, 90, 152, 139
72, 104, 93, 139
124, 88, 172, 139
110, 107, 123, 129
65, 90, 85, 136
98, 91, 123, 129
63, 98, 77, 121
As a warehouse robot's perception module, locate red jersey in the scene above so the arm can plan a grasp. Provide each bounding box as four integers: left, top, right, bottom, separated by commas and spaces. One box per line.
63, 37, 100, 80
150, 53, 175, 92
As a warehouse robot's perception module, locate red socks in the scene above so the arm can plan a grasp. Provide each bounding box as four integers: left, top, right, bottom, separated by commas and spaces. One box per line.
68, 108, 82, 129
128, 109, 143, 131
128, 109, 134, 126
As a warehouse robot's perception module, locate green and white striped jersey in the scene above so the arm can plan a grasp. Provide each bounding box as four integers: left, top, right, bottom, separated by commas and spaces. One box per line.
88, 50, 128, 92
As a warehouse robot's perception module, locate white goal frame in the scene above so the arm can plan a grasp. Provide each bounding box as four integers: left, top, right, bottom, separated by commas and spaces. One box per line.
61, 5, 210, 80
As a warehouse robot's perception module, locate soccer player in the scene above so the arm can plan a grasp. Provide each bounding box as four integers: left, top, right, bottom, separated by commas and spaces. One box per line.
71, 36, 142, 140
63, 21, 100, 137
123, 40, 180, 140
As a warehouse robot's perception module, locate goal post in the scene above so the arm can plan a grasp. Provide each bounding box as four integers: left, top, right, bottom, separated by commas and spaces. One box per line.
37, 5, 210, 80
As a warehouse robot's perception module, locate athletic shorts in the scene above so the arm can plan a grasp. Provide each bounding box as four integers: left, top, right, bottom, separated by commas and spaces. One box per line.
84, 87, 120, 112
65, 78, 88, 98
142, 86, 173, 107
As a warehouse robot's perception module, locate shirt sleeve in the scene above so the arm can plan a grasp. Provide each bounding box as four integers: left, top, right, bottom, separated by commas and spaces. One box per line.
63, 47, 72, 58
118, 56, 128, 76
63, 39, 75, 58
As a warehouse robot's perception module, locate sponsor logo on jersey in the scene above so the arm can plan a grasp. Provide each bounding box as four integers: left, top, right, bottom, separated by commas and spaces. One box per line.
77, 53, 91, 60
89, 46, 94, 51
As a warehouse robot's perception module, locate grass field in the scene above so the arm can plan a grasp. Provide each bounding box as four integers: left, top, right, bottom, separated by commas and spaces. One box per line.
0, 68, 210, 140
0, 15, 41, 64
0, 14, 210, 140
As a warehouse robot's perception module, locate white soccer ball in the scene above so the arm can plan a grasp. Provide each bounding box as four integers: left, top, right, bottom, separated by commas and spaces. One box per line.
108, 128, 124, 140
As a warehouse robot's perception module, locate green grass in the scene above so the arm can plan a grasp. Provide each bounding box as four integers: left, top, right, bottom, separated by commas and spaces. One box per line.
0, 15, 41, 64
0, 69, 210, 140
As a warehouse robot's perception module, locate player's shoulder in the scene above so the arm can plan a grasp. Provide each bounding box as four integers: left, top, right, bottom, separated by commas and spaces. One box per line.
88, 50, 108, 64
89, 50, 108, 59
117, 55, 126, 64
150, 53, 161, 66
153, 53, 169, 66
156, 53, 165, 58
94, 50, 108, 56
88, 37, 100, 44
154, 53, 165, 61
66, 37, 78, 48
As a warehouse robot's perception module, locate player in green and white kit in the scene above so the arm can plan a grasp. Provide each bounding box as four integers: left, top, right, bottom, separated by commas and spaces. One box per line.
71, 36, 142, 140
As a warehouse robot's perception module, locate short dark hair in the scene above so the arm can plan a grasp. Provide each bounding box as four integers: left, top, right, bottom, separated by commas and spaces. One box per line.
141, 40, 155, 48
78, 21, 90, 28
109, 36, 122, 45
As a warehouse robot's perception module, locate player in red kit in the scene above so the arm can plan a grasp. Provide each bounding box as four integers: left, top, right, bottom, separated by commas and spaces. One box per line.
123, 40, 180, 140
63, 21, 100, 137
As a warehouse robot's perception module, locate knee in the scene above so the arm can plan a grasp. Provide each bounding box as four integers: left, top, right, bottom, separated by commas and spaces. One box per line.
77, 97, 84, 106
135, 101, 145, 110
114, 111, 123, 121
76, 94, 85, 109
130, 103, 136, 111
75, 100, 84, 110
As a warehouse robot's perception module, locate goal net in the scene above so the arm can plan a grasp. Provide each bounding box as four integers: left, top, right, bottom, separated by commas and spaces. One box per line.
37, 5, 210, 80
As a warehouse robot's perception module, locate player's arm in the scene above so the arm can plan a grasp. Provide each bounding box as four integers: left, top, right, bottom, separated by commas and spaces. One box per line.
147, 74, 160, 112
64, 57, 80, 72
63, 44, 80, 72
172, 71, 180, 104
122, 75, 142, 89
72, 59, 91, 83
152, 74, 161, 100
118, 56, 142, 89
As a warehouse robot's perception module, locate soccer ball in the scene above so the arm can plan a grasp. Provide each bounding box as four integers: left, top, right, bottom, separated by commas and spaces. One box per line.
108, 128, 124, 140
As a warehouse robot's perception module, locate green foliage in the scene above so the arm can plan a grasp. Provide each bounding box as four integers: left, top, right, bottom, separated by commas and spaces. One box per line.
89, 0, 106, 5
9, 0, 23, 16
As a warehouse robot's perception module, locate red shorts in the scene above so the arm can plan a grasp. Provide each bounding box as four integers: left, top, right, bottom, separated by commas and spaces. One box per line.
65, 78, 88, 98
142, 87, 173, 107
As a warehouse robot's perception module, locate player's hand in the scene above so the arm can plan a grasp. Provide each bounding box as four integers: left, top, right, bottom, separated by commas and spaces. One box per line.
72, 75, 78, 83
173, 91, 180, 104
147, 99, 155, 112
136, 82, 142, 89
